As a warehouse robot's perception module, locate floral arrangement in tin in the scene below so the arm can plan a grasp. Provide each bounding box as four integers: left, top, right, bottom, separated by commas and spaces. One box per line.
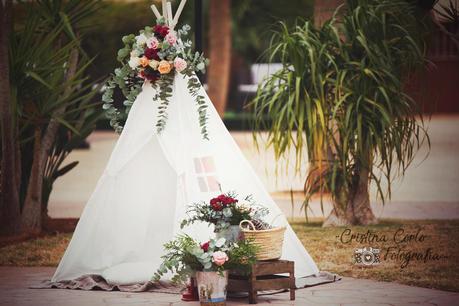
152, 236, 257, 284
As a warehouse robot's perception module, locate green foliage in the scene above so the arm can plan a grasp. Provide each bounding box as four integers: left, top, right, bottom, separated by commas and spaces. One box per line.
42, 85, 103, 206
180, 192, 268, 232
152, 234, 202, 284
154, 74, 175, 134
253, 0, 431, 213
225, 238, 258, 274
101, 21, 209, 139
186, 74, 209, 139
152, 235, 257, 284
8, 0, 102, 208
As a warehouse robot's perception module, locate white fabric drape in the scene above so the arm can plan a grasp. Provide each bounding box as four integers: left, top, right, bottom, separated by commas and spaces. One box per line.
52, 73, 319, 287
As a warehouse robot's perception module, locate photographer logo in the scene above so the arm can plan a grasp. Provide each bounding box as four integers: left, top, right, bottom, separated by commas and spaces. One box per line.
354, 247, 380, 266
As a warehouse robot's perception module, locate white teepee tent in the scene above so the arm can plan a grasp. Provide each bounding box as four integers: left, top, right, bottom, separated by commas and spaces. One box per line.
52, 0, 320, 288
52, 73, 319, 287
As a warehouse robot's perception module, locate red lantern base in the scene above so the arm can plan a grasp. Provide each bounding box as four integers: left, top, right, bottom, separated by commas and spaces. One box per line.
181, 277, 199, 301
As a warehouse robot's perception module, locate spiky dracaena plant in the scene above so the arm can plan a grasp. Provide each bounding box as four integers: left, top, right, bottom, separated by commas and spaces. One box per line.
253, 0, 431, 226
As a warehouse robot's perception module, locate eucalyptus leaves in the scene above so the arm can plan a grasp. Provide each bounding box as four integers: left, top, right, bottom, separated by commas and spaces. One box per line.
152, 235, 257, 284
101, 19, 210, 139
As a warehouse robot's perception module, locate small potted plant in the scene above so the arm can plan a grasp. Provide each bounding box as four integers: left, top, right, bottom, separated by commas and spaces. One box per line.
153, 236, 257, 305
181, 192, 269, 242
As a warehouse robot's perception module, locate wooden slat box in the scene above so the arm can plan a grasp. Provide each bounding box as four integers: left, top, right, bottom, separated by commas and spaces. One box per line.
227, 260, 295, 304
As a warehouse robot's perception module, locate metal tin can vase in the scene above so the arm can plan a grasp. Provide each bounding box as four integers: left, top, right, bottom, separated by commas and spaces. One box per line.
215, 225, 241, 243
195, 270, 229, 306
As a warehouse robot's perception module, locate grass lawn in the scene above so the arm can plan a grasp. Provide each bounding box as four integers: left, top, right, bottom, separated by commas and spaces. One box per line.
291, 219, 459, 292
0, 219, 457, 292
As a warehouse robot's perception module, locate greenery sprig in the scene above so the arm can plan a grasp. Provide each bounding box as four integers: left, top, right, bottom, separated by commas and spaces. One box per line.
154, 74, 174, 133
180, 192, 269, 232
101, 21, 209, 139
152, 235, 258, 284
186, 74, 209, 140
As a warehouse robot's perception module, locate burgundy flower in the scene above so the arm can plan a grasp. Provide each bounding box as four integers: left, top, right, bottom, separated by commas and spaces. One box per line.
201, 241, 210, 252
144, 48, 160, 60
142, 67, 160, 82
210, 194, 237, 209
154, 24, 169, 38
224, 196, 237, 205
223, 195, 237, 206
210, 201, 223, 211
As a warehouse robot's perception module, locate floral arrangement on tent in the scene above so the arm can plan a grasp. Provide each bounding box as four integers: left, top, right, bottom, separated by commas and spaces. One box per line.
180, 192, 270, 234
102, 9, 209, 139
152, 235, 257, 284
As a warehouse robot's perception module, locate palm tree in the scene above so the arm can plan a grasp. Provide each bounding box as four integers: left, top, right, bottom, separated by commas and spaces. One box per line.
207, 0, 231, 117
0, 0, 101, 236
253, 0, 431, 226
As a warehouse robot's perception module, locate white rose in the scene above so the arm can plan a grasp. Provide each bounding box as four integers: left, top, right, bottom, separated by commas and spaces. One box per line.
128, 56, 140, 69
149, 60, 159, 70
135, 34, 148, 46
130, 50, 140, 57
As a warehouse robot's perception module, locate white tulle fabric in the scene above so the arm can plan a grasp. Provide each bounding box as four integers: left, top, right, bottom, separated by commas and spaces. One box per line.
52, 73, 319, 287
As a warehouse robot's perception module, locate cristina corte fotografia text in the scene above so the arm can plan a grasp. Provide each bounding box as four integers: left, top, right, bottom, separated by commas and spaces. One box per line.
336, 227, 448, 269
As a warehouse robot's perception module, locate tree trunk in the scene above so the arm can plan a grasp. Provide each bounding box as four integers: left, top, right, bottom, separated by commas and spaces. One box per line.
322, 187, 355, 227
207, 0, 231, 117
21, 128, 43, 233
40, 48, 79, 218
0, 0, 21, 236
323, 164, 377, 227
350, 165, 377, 225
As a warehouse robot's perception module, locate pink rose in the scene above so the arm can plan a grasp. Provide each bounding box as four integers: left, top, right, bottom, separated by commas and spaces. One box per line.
212, 251, 228, 266
165, 32, 177, 45
174, 57, 188, 73
147, 37, 159, 49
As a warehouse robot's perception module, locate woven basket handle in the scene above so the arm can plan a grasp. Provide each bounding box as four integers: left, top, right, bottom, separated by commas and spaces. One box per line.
239, 219, 256, 231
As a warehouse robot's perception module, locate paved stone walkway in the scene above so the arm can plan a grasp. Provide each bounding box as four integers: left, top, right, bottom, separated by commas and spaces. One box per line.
0, 267, 457, 306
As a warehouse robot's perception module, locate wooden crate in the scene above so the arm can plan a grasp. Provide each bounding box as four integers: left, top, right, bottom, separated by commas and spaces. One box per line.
228, 260, 295, 304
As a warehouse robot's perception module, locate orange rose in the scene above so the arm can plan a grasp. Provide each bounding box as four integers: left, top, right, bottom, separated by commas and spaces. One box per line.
139, 56, 150, 67
158, 60, 172, 74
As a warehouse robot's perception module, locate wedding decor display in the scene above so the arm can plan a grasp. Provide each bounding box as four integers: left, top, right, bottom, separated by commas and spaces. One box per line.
153, 235, 257, 305
102, 12, 209, 138
180, 192, 269, 242
153, 236, 257, 283
51, 0, 320, 289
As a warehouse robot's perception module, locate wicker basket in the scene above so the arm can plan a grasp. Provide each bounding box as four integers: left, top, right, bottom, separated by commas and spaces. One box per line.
239, 220, 286, 261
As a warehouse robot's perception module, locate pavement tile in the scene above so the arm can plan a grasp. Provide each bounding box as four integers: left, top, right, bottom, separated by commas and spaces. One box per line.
1, 267, 459, 306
